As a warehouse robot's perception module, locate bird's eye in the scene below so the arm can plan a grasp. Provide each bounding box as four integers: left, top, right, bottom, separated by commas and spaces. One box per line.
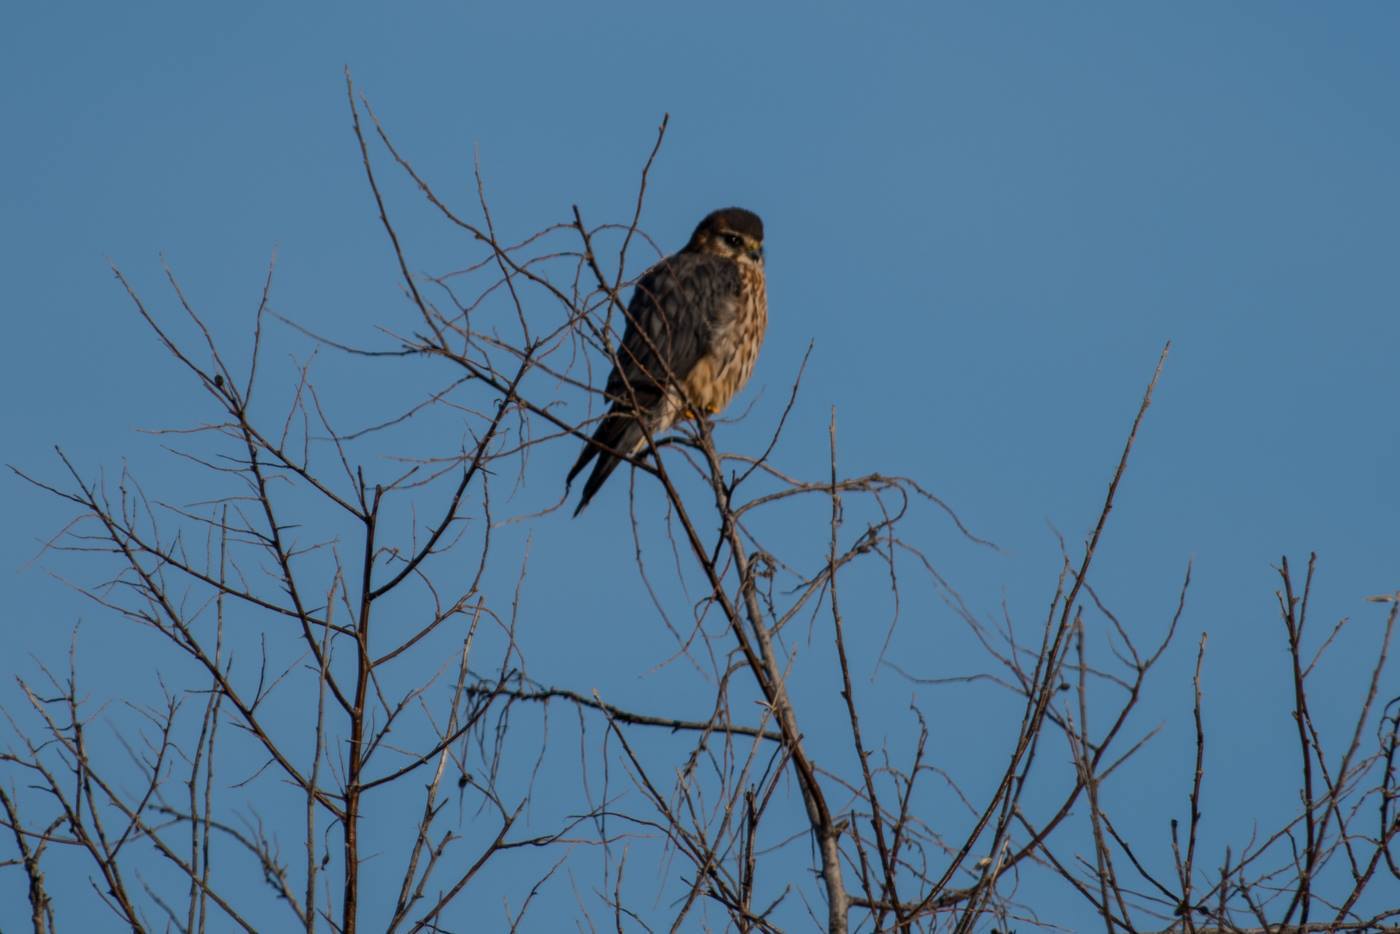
723, 233, 743, 249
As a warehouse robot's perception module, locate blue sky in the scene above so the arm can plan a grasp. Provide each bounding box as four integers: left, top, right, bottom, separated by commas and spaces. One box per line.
3, 3, 1398, 930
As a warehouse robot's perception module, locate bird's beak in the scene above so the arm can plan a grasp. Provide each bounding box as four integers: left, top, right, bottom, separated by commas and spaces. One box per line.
749, 245, 765, 262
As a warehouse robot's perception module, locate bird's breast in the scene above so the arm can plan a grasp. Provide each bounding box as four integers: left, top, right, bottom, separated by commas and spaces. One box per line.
680, 267, 767, 416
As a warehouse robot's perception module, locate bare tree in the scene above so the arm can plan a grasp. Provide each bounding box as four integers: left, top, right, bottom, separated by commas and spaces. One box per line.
4, 78, 1397, 932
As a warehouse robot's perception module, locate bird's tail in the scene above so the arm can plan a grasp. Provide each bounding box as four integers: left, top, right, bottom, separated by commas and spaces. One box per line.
566, 407, 647, 516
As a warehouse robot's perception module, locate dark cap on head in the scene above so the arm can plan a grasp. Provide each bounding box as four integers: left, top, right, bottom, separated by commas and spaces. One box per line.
687, 207, 764, 248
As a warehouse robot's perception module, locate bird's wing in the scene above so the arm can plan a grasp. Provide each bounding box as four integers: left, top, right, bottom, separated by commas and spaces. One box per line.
604, 252, 741, 406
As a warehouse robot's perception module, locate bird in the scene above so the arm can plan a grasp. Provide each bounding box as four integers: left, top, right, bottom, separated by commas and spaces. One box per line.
566, 207, 767, 516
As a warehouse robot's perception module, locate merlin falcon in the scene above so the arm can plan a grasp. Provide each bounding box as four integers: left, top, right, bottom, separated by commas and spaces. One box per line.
567, 207, 767, 515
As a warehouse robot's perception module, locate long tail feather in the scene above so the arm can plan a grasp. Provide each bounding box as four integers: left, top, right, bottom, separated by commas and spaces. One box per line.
567, 409, 645, 516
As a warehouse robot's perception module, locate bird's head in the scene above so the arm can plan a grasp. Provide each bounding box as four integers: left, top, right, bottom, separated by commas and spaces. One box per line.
685, 207, 765, 265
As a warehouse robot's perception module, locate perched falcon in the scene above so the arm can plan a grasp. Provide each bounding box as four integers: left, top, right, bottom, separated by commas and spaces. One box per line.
567, 207, 767, 515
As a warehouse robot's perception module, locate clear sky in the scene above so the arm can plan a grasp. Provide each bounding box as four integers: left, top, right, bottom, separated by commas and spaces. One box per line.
3, 3, 1398, 930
